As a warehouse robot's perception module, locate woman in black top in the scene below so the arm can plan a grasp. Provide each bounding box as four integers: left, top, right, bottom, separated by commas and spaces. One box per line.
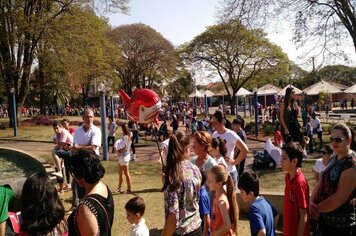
280, 87, 301, 143
68, 150, 114, 236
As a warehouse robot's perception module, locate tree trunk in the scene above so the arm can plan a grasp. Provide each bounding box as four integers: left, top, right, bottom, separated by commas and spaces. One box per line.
230, 94, 236, 115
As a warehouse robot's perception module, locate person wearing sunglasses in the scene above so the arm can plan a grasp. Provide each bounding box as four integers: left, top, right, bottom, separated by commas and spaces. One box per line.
312, 144, 333, 181
309, 124, 356, 235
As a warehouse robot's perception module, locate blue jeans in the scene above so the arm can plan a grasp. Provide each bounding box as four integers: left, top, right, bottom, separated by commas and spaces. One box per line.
55, 149, 71, 184
229, 170, 238, 189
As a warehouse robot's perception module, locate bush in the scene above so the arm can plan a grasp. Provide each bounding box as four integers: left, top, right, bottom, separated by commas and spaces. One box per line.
245, 121, 256, 134
263, 121, 274, 136
326, 122, 337, 134
346, 122, 356, 132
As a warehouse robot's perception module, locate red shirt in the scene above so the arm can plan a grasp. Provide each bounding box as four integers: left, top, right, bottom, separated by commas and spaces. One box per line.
68, 127, 75, 136
283, 169, 310, 236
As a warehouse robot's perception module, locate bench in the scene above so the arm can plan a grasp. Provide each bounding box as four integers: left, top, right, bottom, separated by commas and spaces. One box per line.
349, 115, 356, 123
327, 114, 344, 122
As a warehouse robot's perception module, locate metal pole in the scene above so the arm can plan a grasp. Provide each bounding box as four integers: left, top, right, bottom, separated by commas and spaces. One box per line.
236, 96, 239, 118
244, 96, 246, 118
254, 91, 259, 138
10, 90, 17, 137
204, 94, 208, 117
100, 91, 108, 161
109, 96, 114, 118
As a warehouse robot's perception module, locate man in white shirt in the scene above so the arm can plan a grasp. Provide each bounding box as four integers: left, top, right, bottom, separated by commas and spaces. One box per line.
312, 113, 323, 151
71, 107, 102, 207
210, 111, 249, 188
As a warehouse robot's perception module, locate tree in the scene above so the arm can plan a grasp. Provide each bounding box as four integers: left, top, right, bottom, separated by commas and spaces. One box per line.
37, 5, 119, 107
166, 71, 195, 102
219, 0, 356, 61
180, 20, 288, 115
0, 0, 128, 125
109, 23, 177, 94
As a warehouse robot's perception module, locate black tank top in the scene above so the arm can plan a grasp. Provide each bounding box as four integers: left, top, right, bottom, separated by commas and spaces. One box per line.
68, 187, 114, 236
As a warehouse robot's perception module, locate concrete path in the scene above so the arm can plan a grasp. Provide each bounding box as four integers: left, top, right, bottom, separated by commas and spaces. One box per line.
0, 138, 265, 166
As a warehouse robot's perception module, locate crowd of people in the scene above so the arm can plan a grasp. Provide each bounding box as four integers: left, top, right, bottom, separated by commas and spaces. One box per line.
0, 86, 355, 235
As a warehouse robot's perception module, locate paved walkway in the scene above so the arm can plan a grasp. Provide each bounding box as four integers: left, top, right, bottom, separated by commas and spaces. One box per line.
0, 137, 265, 166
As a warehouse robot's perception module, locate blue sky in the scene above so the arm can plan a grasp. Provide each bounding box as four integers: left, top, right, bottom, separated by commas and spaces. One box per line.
106, 0, 355, 71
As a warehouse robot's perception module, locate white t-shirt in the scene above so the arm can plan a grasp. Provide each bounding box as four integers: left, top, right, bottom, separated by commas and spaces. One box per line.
313, 158, 327, 174
313, 118, 322, 132
57, 128, 73, 145
212, 129, 241, 173
215, 156, 227, 168
73, 125, 102, 155
130, 218, 149, 236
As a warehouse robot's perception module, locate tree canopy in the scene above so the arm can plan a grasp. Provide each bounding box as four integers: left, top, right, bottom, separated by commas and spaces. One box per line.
109, 23, 176, 94
180, 20, 288, 114
218, 0, 356, 62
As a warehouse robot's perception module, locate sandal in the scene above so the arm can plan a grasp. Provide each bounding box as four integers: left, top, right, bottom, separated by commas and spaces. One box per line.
113, 188, 124, 194
125, 190, 133, 194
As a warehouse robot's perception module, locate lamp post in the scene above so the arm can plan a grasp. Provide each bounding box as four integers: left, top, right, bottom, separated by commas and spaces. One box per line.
10, 88, 17, 137
98, 83, 108, 161
253, 89, 259, 139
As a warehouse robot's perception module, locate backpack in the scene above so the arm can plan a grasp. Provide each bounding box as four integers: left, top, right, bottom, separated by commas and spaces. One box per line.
253, 150, 276, 169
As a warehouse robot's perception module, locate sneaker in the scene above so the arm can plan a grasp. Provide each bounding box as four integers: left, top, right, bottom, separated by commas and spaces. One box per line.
51, 171, 63, 178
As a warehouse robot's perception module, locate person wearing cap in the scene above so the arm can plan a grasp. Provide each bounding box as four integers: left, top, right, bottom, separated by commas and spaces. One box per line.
232, 118, 247, 177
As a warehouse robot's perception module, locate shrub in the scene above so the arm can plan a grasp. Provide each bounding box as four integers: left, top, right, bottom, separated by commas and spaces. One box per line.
245, 121, 256, 134
263, 121, 274, 136
326, 122, 337, 134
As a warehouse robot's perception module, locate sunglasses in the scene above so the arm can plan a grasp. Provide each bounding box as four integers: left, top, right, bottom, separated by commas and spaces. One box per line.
330, 137, 345, 143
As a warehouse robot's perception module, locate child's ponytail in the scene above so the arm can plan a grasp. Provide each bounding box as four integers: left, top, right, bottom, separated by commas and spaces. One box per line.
226, 175, 239, 234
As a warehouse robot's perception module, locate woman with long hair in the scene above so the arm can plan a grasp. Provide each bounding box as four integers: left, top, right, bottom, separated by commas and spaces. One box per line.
191, 131, 217, 174
162, 131, 202, 235
114, 123, 133, 194
309, 124, 356, 235
280, 87, 301, 143
20, 172, 67, 236
207, 165, 239, 236
67, 150, 114, 236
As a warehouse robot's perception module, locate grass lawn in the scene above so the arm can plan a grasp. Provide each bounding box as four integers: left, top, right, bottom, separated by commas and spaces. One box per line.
256, 161, 317, 192
59, 161, 255, 235
0, 116, 152, 146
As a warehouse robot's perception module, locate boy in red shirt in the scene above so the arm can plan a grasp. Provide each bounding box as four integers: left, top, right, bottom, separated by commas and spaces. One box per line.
281, 143, 309, 236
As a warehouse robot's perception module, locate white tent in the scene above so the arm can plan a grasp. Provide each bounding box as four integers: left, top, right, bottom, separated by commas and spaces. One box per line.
277, 84, 303, 96
215, 87, 233, 96
256, 84, 282, 95
235, 87, 251, 96
198, 89, 215, 97
328, 81, 348, 91
344, 84, 356, 94
303, 80, 343, 95
189, 90, 203, 98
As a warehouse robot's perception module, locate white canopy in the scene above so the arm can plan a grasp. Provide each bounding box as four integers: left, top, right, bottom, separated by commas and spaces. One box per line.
198, 89, 215, 97
328, 81, 348, 91
277, 84, 303, 96
344, 84, 356, 94
189, 90, 203, 98
235, 87, 251, 96
303, 80, 343, 95
215, 87, 232, 96
256, 84, 282, 96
